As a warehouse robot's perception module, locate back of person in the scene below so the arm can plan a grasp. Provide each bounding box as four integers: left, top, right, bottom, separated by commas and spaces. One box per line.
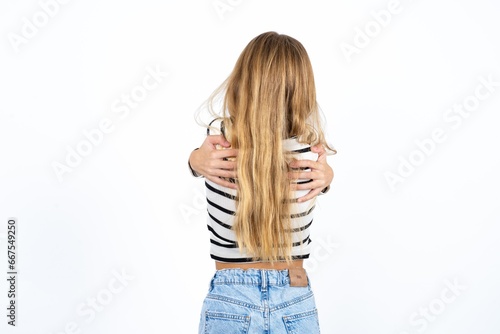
205, 118, 319, 264
195, 31, 336, 334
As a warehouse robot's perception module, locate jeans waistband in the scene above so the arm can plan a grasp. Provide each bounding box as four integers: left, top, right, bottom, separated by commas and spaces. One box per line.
211, 268, 303, 287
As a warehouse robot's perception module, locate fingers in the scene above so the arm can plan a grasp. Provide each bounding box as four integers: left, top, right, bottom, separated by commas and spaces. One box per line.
206, 158, 236, 177
217, 160, 236, 171
206, 134, 231, 148
211, 148, 238, 160
288, 169, 321, 180
289, 159, 322, 171
310, 143, 326, 155
316, 150, 327, 162
209, 167, 237, 179
296, 188, 322, 203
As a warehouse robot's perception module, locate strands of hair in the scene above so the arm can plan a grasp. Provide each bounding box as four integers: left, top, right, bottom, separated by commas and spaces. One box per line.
197, 31, 336, 264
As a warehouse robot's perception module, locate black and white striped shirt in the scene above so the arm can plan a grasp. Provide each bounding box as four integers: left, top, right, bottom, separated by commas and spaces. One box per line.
205, 119, 318, 263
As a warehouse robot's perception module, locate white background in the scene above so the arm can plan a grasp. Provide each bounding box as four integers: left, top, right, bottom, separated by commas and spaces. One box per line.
1, 0, 500, 333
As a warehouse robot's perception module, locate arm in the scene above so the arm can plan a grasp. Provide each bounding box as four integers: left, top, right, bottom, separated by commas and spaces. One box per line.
288, 143, 334, 202
188, 135, 239, 189
189, 137, 334, 198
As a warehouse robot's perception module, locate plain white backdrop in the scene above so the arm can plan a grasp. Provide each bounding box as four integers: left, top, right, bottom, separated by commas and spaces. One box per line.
1, 0, 500, 333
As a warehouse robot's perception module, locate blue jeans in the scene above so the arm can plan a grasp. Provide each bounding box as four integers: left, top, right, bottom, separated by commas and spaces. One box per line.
198, 268, 321, 333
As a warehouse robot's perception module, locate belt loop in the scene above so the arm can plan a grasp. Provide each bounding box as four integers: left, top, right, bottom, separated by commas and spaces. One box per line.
261, 269, 267, 292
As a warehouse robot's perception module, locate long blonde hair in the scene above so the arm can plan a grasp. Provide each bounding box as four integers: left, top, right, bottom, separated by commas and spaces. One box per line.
198, 31, 335, 264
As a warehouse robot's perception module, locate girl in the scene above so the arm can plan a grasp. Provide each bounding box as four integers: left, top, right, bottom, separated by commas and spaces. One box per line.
190, 31, 337, 333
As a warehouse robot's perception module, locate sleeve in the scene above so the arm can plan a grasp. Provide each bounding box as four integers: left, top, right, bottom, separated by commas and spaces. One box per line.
206, 117, 225, 136
188, 148, 203, 178
320, 185, 330, 195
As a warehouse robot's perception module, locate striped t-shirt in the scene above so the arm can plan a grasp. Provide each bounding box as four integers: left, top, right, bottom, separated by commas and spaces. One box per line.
205, 119, 319, 263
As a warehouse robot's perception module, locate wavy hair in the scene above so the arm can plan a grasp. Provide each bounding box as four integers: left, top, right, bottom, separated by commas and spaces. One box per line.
197, 31, 336, 263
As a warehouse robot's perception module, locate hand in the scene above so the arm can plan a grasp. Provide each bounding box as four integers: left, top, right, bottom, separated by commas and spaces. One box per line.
189, 135, 239, 189
288, 143, 334, 202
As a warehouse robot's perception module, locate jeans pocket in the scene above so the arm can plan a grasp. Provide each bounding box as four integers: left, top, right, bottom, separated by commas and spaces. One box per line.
204, 311, 251, 334
283, 308, 320, 334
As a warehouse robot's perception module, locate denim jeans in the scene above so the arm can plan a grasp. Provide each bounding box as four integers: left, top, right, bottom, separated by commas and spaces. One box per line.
198, 268, 321, 333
